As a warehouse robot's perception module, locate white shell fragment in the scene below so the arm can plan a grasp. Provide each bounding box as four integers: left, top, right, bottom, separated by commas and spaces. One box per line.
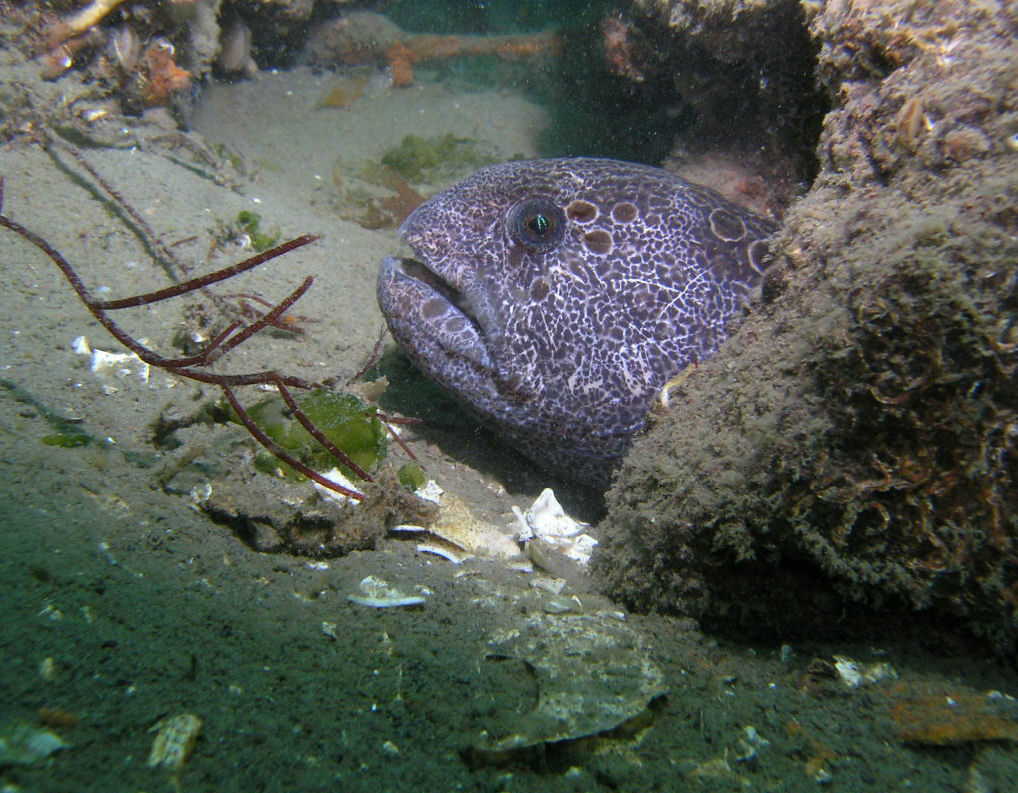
530, 576, 567, 595
416, 540, 473, 564
0, 721, 69, 766
414, 479, 444, 504
73, 335, 158, 385
347, 575, 426, 608
322, 621, 339, 640
519, 488, 589, 539
389, 524, 429, 534
147, 713, 202, 771
513, 488, 598, 567
312, 467, 362, 505
833, 655, 898, 687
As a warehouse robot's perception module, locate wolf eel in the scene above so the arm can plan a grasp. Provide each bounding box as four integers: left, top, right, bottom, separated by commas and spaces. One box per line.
377, 157, 776, 487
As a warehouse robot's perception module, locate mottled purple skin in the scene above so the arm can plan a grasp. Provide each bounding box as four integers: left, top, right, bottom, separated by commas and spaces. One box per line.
378, 157, 775, 487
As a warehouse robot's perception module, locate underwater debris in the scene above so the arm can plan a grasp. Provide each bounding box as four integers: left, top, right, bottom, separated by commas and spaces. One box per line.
147, 713, 202, 771
213, 209, 282, 254
513, 488, 598, 573
137, 40, 191, 108
200, 463, 439, 557
833, 655, 898, 689
601, 11, 647, 83
388, 488, 522, 563
331, 159, 430, 230
470, 609, 665, 759
37, 708, 79, 730
0, 721, 69, 767
306, 11, 559, 88
314, 74, 370, 109
888, 687, 1018, 746
330, 135, 496, 230
43, 0, 127, 51
347, 575, 427, 608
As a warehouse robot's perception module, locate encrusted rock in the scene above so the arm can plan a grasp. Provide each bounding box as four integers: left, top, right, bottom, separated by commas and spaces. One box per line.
596, 0, 1018, 653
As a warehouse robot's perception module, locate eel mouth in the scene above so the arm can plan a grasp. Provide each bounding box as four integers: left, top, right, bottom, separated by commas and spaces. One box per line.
381, 253, 496, 374
393, 256, 467, 313
386, 252, 487, 336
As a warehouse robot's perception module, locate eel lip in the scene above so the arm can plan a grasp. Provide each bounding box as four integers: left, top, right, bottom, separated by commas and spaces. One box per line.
390, 255, 464, 309
383, 253, 480, 326
379, 255, 494, 373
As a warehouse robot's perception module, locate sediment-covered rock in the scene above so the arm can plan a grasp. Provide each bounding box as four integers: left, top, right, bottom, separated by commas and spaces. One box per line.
596, 0, 1018, 653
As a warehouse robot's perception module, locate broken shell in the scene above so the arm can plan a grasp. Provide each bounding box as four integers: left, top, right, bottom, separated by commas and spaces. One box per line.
347, 575, 426, 608
414, 480, 443, 504
147, 713, 202, 771
389, 493, 521, 561
476, 611, 666, 754
896, 96, 925, 152
389, 524, 428, 534
416, 540, 473, 564
530, 576, 566, 595
518, 488, 590, 540
542, 596, 579, 614
513, 489, 598, 568
109, 25, 140, 71
0, 722, 69, 765
89, 347, 150, 382
833, 655, 898, 688
526, 537, 587, 579
38, 656, 57, 680
312, 466, 362, 504
427, 492, 521, 559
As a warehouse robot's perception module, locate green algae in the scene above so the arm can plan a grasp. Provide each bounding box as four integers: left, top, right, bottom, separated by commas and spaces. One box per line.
397, 461, 426, 490
379, 133, 494, 182
237, 390, 387, 482
234, 210, 281, 252
40, 431, 91, 448
210, 210, 281, 253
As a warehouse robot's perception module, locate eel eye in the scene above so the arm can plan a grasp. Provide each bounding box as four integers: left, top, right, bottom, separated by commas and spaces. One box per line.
507, 197, 566, 252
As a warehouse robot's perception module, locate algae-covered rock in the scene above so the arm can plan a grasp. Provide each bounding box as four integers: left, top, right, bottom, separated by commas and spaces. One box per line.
595, 0, 1018, 653
380, 133, 495, 183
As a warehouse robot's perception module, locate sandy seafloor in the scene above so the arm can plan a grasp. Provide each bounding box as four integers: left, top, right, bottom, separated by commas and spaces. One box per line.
2, 65, 1018, 793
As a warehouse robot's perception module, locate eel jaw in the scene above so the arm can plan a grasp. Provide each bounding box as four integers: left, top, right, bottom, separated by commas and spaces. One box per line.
378, 255, 494, 373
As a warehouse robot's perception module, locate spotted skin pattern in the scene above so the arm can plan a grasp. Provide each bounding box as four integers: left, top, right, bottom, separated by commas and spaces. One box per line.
378, 157, 776, 487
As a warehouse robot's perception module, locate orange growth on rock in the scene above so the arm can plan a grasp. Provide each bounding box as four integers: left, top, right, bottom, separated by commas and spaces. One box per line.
315, 74, 370, 109
140, 42, 191, 107
888, 687, 1018, 745
601, 12, 645, 82
38, 707, 79, 728
312, 12, 559, 88
382, 30, 559, 87
385, 42, 415, 88
382, 29, 558, 87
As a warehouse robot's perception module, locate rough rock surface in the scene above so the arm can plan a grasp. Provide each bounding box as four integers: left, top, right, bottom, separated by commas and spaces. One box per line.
613, 0, 827, 206
595, 0, 1018, 653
